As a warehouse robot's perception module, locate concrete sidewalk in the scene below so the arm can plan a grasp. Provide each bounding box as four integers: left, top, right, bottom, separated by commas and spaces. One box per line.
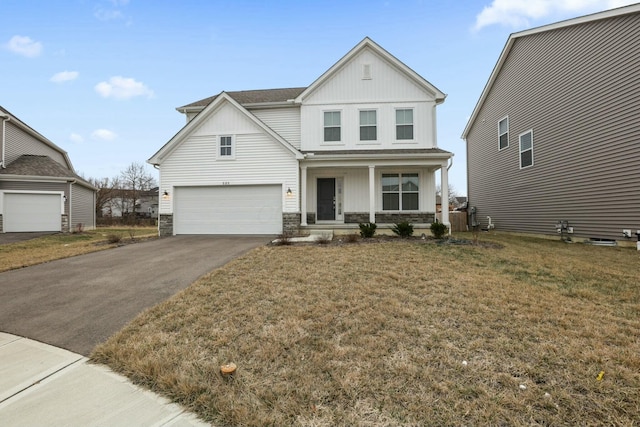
0, 333, 209, 426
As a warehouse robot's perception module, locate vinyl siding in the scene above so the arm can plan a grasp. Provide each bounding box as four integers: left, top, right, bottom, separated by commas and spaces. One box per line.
5, 121, 67, 166
251, 107, 301, 149
71, 184, 96, 230
467, 12, 640, 241
159, 102, 298, 214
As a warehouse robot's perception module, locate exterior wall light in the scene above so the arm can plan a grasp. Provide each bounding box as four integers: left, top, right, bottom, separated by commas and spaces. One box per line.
286, 187, 293, 198
162, 190, 170, 200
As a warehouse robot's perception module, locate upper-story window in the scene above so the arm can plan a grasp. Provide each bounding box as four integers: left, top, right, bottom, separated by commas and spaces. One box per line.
359, 110, 377, 141
519, 129, 534, 168
382, 173, 419, 211
219, 135, 234, 158
396, 109, 413, 140
324, 111, 341, 142
499, 116, 509, 150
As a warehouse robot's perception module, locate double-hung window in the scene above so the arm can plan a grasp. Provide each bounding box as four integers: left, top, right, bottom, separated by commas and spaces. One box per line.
519, 130, 534, 168
219, 135, 233, 158
382, 173, 419, 211
324, 111, 341, 142
359, 110, 377, 141
498, 116, 509, 150
396, 109, 414, 140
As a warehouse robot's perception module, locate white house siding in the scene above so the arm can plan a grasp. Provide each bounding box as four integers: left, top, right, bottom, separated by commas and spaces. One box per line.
305, 166, 437, 214
159, 103, 298, 215
251, 107, 301, 149
5, 122, 67, 166
71, 183, 96, 230
300, 49, 437, 152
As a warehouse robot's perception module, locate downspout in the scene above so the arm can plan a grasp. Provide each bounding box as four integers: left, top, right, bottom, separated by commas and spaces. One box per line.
0, 113, 9, 168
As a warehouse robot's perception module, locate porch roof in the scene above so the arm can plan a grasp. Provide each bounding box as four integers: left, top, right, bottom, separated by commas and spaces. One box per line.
301, 148, 452, 163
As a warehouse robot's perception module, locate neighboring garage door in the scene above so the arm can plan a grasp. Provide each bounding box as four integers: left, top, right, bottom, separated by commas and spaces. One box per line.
3, 193, 62, 232
174, 185, 282, 234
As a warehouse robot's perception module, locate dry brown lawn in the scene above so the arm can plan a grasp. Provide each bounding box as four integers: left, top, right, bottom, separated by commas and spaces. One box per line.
0, 227, 157, 272
92, 233, 640, 426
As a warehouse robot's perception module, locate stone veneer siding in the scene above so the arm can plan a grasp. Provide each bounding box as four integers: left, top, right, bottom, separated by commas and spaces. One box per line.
61, 214, 69, 233
0, 214, 3, 232
159, 214, 174, 237
283, 212, 301, 234
345, 212, 434, 224
306, 213, 316, 225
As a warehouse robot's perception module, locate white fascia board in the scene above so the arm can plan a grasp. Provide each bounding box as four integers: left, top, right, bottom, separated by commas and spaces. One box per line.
0, 174, 72, 183
295, 37, 446, 104
461, 3, 640, 140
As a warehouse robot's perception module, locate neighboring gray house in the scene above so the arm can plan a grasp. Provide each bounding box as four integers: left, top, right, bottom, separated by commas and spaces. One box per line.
0, 106, 97, 232
149, 38, 453, 236
462, 4, 640, 243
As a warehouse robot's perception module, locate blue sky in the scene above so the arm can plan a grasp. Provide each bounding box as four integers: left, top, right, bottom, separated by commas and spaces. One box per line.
1, 0, 636, 195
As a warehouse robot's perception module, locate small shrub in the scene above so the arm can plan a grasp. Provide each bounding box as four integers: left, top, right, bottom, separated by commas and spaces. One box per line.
128, 229, 136, 240
275, 232, 293, 246
359, 222, 377, 238
430, 221, 449, 240
72, 223, 84, 234
107, 233, 122, 244
344, 233, 359, 243
392, 221, 414, 238
316, 233, 332, 245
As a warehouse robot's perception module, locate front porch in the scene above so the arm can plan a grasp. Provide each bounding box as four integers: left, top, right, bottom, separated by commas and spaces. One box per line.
288, 149, 453, 234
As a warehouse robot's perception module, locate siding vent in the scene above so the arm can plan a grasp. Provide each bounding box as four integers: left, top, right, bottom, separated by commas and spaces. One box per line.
362, 64, 372, 80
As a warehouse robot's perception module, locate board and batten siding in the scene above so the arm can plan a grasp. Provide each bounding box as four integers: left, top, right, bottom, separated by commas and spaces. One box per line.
159, 101, 299, 215
5, 121, 67, 166
71, 184, 96, 230
466, 12, 640, 241
251, 107, 301, 149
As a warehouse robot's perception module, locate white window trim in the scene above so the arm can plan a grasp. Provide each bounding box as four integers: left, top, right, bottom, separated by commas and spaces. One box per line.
498, 116, 509, 151
519, 129, 534, 169
395, 108, 415, 142
358, 109, 378, 143
322, 110, 343, 145
381, 172, 420, 212
218, 135, 235, 160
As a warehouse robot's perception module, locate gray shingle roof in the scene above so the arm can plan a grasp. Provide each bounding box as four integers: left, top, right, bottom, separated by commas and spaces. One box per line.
179, 87, 307, 109
0, 155, 78, 178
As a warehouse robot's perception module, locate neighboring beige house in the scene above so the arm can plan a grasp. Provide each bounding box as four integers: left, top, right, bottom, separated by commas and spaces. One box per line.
101, 187, 158, 219
149, 37, 453, 236
0, 106, 96, 232
462, 4, 640, 243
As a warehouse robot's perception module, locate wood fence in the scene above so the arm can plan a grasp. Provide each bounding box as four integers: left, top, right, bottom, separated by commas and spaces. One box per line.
436, 211, 468, 232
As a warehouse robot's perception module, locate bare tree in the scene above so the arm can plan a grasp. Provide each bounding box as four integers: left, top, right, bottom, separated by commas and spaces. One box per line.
119, 162, 157, 217
87, 176, 121, 218
436, 183, 459, 206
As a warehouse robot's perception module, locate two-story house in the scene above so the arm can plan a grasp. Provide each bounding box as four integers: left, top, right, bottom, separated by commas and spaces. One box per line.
1, 106, 96, 233
148, 38, 453, 236
462, 4, 640, 243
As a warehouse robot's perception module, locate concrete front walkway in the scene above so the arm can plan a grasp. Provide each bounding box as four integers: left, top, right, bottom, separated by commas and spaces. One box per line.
0, 333, 209, 426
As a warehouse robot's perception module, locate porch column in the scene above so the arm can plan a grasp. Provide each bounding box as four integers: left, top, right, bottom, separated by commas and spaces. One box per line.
300, 165, 308, 226
369, 165, 376, 223
440, 162, 450, 233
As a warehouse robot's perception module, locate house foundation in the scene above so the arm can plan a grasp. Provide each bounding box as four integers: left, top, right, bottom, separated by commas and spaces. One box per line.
159, 214, 173, 237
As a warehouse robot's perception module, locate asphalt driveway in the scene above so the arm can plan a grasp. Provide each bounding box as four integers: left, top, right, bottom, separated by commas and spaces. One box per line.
0, 235, 270, 355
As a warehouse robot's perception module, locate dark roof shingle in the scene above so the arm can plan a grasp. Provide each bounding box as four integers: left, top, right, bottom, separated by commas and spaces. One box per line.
179, 87, 307, 110
0, 155, 77, 178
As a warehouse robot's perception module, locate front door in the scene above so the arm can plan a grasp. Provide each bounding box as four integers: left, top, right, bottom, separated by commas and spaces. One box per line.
317, 178, 335, 221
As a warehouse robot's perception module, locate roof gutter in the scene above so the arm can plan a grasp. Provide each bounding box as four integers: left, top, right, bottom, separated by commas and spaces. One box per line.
0, 113, 9, 168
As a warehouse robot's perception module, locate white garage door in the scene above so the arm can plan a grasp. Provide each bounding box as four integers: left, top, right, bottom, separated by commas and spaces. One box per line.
4, 193, 62, 232
174, 185, 282, 234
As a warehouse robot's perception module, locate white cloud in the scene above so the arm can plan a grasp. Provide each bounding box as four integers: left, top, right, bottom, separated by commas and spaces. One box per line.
95, 76, 154, 100
91, 129, 117, 141
473, 0, 638, 31
51, 71, 79, 83
69, 133, 84, 143
5, 35, 42, 58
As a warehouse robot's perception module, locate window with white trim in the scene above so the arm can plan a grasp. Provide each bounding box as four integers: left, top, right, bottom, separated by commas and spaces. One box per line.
498, 116, 509, 150
382, 173, 419, 211
323, 111, 341, 142
359, 110, 377, 141
219, 135, 234, 158
396, 109, 414, 140
519, 130, 533, 168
